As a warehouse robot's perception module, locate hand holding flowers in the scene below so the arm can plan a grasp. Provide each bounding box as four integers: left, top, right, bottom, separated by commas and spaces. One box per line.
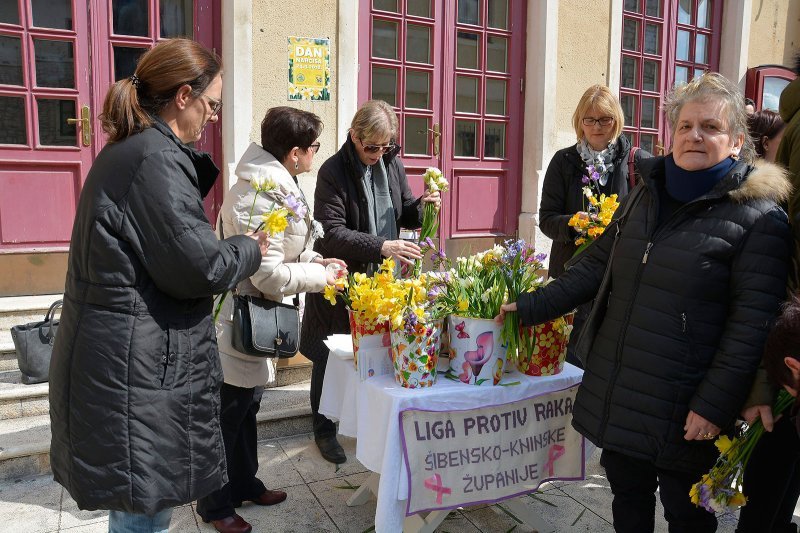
414, 168, 448, 276
567, 165, 620, 255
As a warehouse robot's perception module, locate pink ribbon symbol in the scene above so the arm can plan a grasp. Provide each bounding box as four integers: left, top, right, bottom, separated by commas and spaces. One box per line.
423, 473, 452, 504
543, 444, 565, 476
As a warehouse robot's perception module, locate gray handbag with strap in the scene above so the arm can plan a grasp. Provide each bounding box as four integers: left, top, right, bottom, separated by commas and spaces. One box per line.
10, 299, 62, 384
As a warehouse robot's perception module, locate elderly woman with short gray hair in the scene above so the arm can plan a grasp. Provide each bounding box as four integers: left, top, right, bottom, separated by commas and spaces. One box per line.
498, 73, 792, 531
300, 100, 440, 464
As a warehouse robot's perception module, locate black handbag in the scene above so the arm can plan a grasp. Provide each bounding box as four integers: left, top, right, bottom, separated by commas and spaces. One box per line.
231, 294, 300, 358
10, 299, 62, 384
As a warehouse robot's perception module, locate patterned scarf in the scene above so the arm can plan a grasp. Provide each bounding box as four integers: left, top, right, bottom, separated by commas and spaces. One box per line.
577, 138, 618, 186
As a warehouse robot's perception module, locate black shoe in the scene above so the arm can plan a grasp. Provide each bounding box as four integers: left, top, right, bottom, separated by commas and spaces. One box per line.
315, 434, 346, 464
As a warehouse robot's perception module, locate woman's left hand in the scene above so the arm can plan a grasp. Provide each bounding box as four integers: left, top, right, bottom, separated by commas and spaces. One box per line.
683, 410, 721, 441
422, 190, 441, 210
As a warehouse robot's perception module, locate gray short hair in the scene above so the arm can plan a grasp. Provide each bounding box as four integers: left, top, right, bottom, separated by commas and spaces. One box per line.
664, 72, 755, 163
350, 100, 398, 142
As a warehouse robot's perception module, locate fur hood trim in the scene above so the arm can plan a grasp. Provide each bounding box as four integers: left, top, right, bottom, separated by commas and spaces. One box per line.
729, 160, 792, 204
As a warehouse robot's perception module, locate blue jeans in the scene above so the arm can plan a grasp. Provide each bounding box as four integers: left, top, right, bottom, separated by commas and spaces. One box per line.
108, 508, 173, 533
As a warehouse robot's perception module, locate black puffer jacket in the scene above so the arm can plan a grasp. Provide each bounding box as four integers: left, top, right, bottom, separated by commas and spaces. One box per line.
49, 119, 262, 514
539, 135, 647, 278
519, 157, 791, 472
300, 137, 422, 362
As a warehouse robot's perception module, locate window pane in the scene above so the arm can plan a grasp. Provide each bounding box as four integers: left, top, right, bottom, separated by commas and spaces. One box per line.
678, 0, 692, 24
624, 0, 641, 13
0, 96, 25, 144
695, 33, 708, 64
404, 115, 430, 155
0, 1, 19, 24
34, 39, 74, 88
31, 0, 72, 30
674, 65, 689, 86
676, 30, 690, 61
645, 0, 662, 17
406, 24, 431, 63
457, 32, 480, 69
373, 19, 398, 59
644, 23, 660, 54
621, 56, 638, 89
698, 0, 711, 28
640, 134, 656, 154
374, 0, 398, 12
113, 0, 149, 36
643, 60, 658, 92
113, 46, 146, 81
488, 0, 508, 29
371, 66, 397, 106
485, 122, 505, 158
620, 93, 636, 126
622, 18, 640, 51
0, 35, 23, 86
454, 120, 477, 157
458, 0, 480, 25
763, 77, 790, 111
694, 68, 704, 80
407, 0, 430, 18
486, 36, 507, 73
405, 70, 430, 109
160, 0, 193, 38
38, 98, 76, 146
486, 78, 506, 115
456, 76, 478, 113
640, 97, 657, 129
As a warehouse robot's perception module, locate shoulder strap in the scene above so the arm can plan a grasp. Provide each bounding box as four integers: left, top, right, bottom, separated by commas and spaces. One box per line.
628, 146, 640, 189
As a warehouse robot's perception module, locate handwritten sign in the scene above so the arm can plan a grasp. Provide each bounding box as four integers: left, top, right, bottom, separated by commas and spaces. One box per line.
288, 36, 330, 101
399, 384, 584, 515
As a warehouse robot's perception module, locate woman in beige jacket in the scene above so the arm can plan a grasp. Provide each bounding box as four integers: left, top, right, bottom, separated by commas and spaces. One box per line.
197, 107, 345, 533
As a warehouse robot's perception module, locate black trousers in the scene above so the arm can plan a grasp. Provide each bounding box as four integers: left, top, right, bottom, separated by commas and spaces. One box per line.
737, 415, 800, 533
601, 449, 718, 533
196, 384, 266, 522
310, 356, 337, 437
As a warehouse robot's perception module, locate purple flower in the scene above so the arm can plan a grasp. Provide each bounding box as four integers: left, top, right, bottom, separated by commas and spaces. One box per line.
284, 193, 307, 222
534, 252, 548, 263
581, 175, 590, 184
420, 236, 435, 251
431, 248, 447, 266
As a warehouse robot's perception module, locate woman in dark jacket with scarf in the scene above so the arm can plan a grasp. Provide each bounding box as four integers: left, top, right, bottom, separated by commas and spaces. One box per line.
499, 73, 792, 532
540, 85, 648, 367
49, 39, 266, 533
300, 100, 440, 464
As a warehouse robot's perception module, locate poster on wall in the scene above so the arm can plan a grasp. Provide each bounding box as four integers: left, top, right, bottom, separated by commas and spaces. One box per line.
288, 36, 331, 101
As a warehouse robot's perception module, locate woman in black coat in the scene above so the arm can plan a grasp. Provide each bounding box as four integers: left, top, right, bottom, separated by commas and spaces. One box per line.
300, 100, 439, 464
539, 85, 648, 367
48, 39, 266, 533
500, 73, 792, 532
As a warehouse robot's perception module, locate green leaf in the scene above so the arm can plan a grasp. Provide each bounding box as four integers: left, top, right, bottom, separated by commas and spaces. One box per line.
494, 504, 523, 524
334, 478, 360, 490
571, 508, 587, 526
499, 381, 521, 387
361, 527, 376, 533
527, 492, 558, 507
476, 378, 489, 385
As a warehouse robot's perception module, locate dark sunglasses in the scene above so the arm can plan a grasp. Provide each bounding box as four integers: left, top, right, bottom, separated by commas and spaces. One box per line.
360, 138, 398, 154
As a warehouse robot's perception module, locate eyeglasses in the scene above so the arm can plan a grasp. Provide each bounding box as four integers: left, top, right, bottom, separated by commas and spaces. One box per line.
360, 138, 397, 154
309, 142, 321, 154
201, 94, 223, 117
582, 116, 614, 127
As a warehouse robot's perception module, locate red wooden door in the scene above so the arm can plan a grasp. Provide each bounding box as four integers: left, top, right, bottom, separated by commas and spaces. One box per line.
0, 0, 221, 253
0, 0, 94, 251
359, 0, 526, 240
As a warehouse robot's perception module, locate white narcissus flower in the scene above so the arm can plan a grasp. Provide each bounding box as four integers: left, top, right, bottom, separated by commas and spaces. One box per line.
250, 172, 277, 193
583, 186, 593, 199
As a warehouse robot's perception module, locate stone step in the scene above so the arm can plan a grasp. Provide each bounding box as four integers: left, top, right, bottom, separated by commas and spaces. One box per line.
0, 295, 62, 331
0, 381, 312, 480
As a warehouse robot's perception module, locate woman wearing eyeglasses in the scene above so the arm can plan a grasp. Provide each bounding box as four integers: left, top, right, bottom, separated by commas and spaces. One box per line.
300, 99, 440, 464
539, 84, 649, 368
196, 106, 347, 533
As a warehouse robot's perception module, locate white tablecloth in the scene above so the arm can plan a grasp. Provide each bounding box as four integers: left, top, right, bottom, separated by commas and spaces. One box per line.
319, 346, 584, 533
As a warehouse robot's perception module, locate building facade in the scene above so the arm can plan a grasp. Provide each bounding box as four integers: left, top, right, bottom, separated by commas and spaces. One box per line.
0, 0, 798, 296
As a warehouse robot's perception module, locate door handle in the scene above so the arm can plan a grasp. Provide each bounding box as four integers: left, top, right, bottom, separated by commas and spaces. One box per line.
66, 105, 92, 147
431, 123, 440, 157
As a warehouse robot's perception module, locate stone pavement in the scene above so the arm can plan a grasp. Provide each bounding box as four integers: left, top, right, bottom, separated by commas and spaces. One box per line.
0, 432, 787, 533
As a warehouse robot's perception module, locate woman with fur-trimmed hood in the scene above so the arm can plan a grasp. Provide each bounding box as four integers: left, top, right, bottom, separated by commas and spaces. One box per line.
498, 73, 792, 532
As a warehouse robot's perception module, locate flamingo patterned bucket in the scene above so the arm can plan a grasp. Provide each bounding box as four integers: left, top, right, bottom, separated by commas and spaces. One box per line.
347, 309, 390, 370
446, 315, 506, 386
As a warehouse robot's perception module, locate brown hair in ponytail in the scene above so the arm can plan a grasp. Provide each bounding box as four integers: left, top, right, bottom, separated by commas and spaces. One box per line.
100, 38, 221, 143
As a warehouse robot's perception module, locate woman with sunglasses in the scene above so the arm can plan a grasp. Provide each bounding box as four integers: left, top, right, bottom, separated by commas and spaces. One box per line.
300, 99, 440, 464
196, 106, 346, 533
539, 84, 648, 368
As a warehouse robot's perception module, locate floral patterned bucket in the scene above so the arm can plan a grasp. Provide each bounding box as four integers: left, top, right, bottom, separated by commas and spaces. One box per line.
447, 315, 506, 386
348, 309, 390, 370
517, 314, 575, 376
390, 319, 443, 389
